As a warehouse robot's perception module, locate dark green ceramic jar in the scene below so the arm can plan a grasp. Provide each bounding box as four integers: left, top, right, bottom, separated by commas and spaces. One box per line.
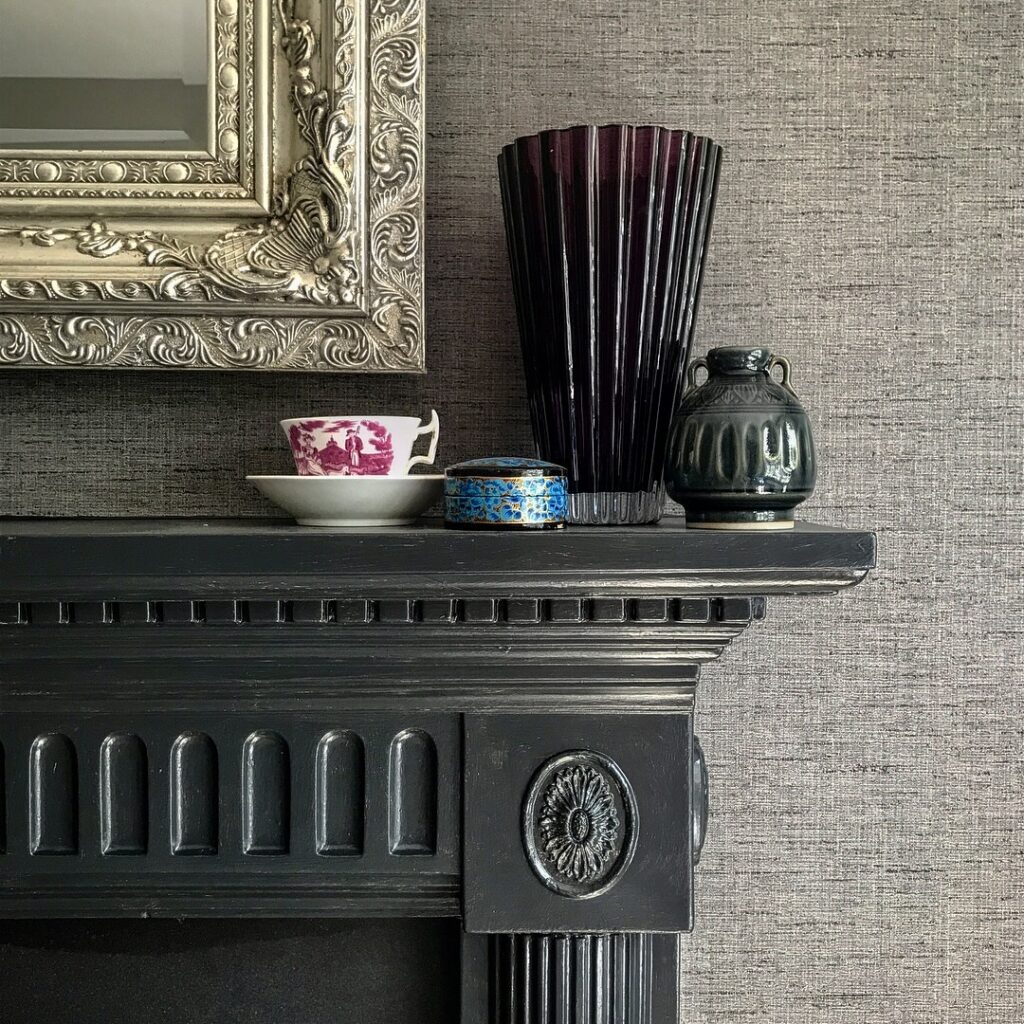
664, 347, 816, 529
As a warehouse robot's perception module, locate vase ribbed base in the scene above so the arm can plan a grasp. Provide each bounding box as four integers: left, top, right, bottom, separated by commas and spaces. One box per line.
568, 488, 665, 525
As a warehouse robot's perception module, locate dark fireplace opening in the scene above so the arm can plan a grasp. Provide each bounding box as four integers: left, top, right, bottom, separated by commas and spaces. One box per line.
0, 918, 460, 1024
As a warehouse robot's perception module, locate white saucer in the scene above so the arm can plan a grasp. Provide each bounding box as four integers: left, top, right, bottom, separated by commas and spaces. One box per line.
247, 474, 443, 527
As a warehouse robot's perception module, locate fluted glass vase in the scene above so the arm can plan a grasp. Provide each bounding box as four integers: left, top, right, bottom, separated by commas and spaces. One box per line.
499, 124, 722, 524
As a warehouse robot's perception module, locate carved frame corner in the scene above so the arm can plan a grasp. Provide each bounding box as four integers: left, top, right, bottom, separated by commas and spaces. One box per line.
0, 0, 425, 373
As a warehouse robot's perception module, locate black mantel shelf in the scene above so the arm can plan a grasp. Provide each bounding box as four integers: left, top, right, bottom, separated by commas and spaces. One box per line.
0, 517, 875, 1024
0, 517, 874, 599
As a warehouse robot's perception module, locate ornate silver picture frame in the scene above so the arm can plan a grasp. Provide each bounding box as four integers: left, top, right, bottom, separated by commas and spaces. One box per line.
0, 0, 425, 372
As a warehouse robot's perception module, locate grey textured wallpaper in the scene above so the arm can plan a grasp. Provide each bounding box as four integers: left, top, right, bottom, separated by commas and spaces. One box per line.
1, 1, 1022, 1021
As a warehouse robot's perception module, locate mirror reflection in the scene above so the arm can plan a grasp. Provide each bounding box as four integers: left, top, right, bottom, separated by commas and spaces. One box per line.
0, 0, 209, 152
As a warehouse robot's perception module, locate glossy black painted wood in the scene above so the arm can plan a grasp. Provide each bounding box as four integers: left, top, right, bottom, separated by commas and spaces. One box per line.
461, 932, 680, 1023
0, 714, 460, 917
0, 517, 875, 1023
465, 714, 693, 933
0, 518, 875, 599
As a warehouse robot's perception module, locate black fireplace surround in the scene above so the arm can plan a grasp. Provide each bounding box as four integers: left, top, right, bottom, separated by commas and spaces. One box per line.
0, 519, 874, 1023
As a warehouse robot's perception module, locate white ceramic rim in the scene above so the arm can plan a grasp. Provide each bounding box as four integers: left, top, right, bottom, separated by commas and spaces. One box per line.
279, 416, 426, 428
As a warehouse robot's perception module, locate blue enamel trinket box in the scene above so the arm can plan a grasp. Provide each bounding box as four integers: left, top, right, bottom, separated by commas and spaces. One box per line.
444, 458, 568, 529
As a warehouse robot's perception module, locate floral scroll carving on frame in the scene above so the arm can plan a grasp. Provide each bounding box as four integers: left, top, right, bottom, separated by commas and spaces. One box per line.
0, 0, 425, 372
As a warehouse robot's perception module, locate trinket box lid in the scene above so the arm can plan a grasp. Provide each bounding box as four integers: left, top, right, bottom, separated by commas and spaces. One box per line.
445, 457, 567, 479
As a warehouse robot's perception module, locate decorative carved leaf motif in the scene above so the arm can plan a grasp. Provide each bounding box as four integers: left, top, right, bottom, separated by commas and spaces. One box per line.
0, 314, 379, 370
0, 316, 34, 362
537, 765, 621, 884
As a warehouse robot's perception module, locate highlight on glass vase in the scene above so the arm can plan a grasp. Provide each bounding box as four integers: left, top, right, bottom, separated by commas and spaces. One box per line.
499, 123, 721, 524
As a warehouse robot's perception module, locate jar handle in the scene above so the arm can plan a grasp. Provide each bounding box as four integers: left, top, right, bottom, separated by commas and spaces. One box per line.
769, 355, 796, 394
684, 356, 709, 393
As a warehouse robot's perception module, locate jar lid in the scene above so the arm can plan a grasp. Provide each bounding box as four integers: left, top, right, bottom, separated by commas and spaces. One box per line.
445, 456, 567, 479
707, 347, 773, 373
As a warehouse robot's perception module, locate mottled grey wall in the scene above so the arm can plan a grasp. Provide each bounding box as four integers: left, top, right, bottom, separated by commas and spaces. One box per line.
1, 1, 1022, 1021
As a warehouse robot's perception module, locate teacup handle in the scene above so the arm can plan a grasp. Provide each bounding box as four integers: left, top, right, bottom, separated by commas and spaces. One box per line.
405, 409, 440, 472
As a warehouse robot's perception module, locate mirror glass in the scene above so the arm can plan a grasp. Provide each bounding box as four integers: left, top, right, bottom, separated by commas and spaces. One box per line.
0, 0, 209, 152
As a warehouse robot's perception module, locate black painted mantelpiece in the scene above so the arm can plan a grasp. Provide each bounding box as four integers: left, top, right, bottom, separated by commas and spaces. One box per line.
0, 518, 874, 1023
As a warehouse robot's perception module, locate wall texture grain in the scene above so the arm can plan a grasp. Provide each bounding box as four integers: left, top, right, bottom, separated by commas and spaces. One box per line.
1, 1, 1021, 1021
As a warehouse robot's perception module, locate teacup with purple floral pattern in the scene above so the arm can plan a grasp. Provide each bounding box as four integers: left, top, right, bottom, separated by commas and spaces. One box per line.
281, 411, 439, 477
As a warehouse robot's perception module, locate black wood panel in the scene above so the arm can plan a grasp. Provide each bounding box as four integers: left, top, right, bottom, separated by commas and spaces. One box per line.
464, 713, 693, 933
0, 713, 459, 917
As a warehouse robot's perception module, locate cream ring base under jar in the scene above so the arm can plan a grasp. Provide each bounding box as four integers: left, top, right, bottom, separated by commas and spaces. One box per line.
685, 520, 796, 531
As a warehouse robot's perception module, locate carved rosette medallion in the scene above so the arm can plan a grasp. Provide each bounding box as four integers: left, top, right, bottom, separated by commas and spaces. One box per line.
522, 751, 638, 899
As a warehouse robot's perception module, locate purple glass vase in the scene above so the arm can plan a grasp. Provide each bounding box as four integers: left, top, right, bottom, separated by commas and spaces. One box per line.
499, 124, 721, 524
